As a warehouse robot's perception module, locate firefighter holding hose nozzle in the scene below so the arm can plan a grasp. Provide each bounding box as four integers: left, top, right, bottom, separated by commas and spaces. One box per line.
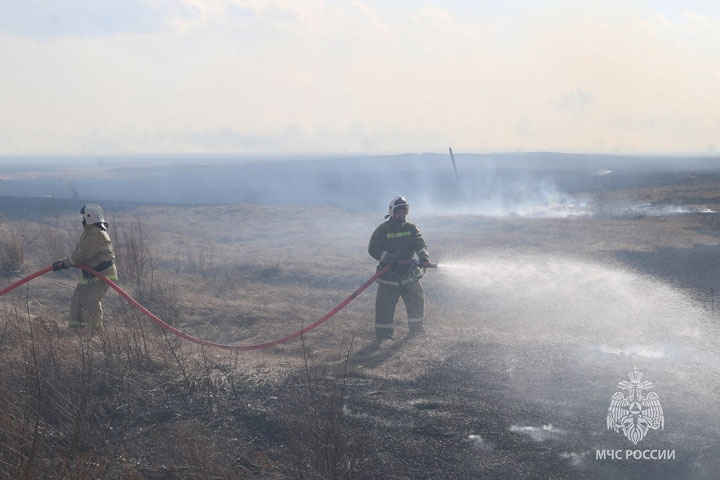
52, 204, 118, 329
369, 196, 430, 340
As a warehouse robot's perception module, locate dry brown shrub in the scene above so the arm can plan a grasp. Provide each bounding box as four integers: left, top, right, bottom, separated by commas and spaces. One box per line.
0, 229, 24, 273
0, 296, 162, 479
113, 216, 154, 301
283, 337, 372, 480
35, 204, 76, 267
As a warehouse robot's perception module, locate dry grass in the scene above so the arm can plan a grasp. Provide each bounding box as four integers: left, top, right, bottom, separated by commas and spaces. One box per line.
0, 285, 291, 478
0, 229, 24, 274
2, 187, 720, 479
0, 204, 384, 479
281, 336, 372, 479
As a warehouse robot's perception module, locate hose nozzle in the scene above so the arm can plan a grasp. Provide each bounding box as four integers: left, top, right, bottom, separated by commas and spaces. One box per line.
397, 259, 438, 268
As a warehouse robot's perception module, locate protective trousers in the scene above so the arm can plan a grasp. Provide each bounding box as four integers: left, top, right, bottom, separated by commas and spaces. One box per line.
69, 278, 110, 328
374, 280, 424, 337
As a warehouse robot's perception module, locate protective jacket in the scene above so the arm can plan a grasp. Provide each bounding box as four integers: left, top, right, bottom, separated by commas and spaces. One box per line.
368, 218, 429, 284
62, 223, 117, 281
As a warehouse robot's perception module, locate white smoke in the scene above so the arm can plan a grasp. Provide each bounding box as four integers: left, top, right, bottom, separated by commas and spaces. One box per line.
509, 424, 567, 441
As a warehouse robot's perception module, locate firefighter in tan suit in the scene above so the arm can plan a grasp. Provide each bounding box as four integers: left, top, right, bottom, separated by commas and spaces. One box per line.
368, 196, 430, 340
53, 204, 118, 329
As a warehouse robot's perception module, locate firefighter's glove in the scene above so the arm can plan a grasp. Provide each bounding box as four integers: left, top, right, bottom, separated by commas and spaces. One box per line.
418, 255, 430, 266
381, 252, 399, 266
52, 261, 68, 271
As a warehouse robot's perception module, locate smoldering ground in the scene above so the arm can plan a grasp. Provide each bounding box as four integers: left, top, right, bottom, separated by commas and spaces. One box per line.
3, 152, 720, 217
114, 200, 720, 479
2, 153, 720, 478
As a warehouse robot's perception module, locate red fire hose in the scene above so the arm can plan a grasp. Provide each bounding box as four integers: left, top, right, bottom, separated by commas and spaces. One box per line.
0, 260, 436, 351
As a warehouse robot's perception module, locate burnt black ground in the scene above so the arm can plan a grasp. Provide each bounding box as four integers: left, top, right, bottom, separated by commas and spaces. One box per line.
3, 155, 720, 479
271, 329, 718, 479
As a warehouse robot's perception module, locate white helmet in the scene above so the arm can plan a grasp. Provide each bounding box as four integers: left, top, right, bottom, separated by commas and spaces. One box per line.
386, 195, 409, 219
80, 204, 105, 225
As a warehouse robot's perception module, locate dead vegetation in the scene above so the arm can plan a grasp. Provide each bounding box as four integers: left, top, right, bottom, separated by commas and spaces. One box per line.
0, 206, 382, 479
282, 336, 372, 479
1, 191, 720, 479
0, 229, 23, 274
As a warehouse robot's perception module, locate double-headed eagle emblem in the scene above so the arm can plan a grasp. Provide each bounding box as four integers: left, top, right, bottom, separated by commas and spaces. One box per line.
606, 369, 664, 444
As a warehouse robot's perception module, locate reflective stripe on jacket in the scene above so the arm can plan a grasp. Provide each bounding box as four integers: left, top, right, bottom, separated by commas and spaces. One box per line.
80, 272, 118, 285
368, 218, 429, 283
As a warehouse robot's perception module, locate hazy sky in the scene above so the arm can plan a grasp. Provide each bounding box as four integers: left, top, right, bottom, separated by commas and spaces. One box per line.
1, 0, 718, 155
